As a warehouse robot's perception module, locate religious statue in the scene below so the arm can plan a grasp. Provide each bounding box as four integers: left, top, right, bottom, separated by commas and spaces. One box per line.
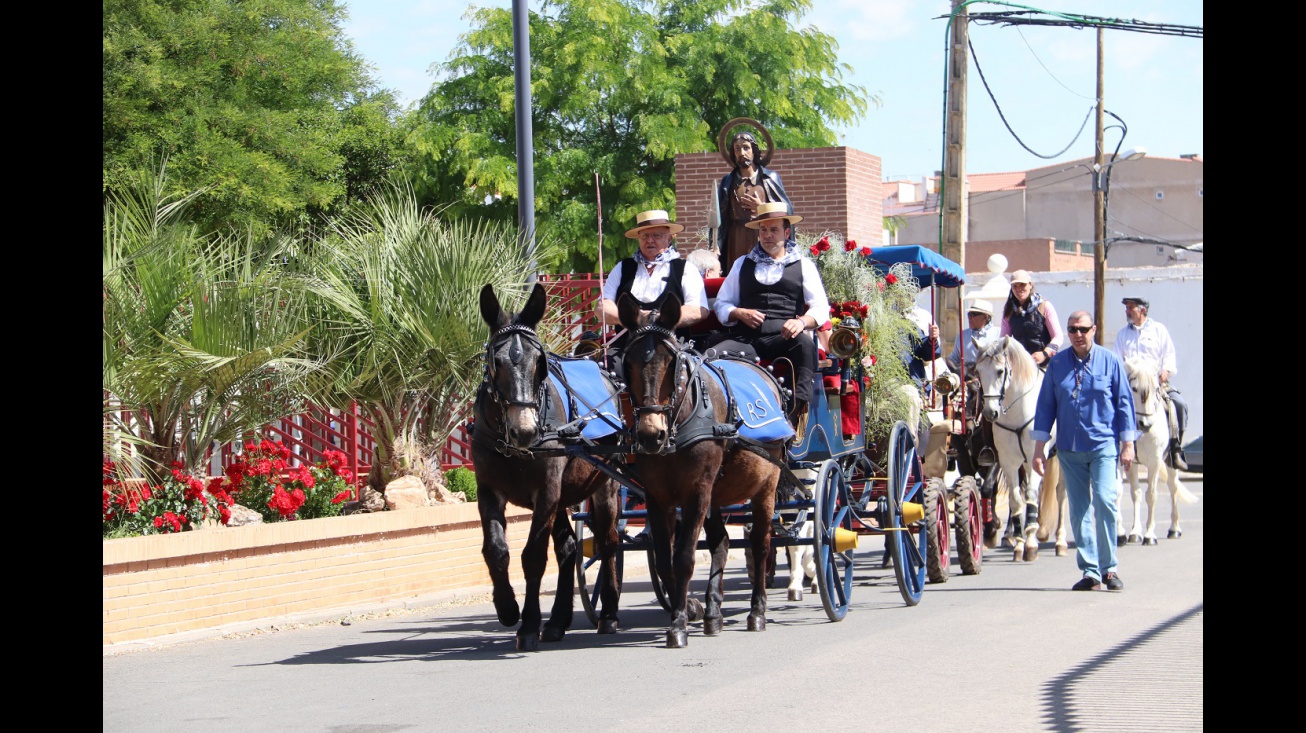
715, 118, 793, 271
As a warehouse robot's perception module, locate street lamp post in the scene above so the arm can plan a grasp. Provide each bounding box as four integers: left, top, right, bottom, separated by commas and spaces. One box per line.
1091, 146, 1146, 342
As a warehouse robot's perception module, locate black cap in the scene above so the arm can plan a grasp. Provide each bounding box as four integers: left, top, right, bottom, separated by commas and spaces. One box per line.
1121, 296, 1149, 308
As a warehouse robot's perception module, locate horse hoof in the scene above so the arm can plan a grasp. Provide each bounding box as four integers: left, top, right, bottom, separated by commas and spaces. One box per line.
1012, 547, 1023, 562
495, 598, 521, 628
1116, 535, 1129, 547
1142, 537, 1158, 546
1128, 534, 1143, 545
747, 613, 766, 632
666, 629, 688, 649
685, 598, 705, 622
597, 619, 619, 635
1168, 530, 1182, 539
765, 575, 776, 589
1055, 544, 1068, 557
515, 632, 539, 652
540, 625, 565, 643
788, 588, 803, 602
702, 616, 723, 636
984, 536, 999, 549
1024, 542, 1040, 562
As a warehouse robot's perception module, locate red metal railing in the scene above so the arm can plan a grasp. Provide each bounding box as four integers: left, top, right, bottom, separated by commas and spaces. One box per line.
105, 275, 604, 492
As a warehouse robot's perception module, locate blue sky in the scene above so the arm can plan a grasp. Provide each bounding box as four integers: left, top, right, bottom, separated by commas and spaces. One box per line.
341, 0, 1203, 180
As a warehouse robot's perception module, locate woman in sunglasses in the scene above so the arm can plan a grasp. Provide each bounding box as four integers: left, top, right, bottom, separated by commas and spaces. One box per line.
1001, 269, 1064, 368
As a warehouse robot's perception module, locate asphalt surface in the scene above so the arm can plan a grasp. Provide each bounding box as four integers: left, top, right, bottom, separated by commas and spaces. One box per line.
104, 474, 1203, 733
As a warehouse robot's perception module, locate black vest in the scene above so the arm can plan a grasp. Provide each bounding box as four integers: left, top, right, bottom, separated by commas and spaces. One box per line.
736, 258, 804, 336
1009, 300, 1051, 353
612, 258, 691, 347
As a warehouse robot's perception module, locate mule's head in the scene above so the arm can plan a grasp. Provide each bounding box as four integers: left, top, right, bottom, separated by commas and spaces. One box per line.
974, 337, 1012, 422
617, 292, 683, 454
479, 283, 549, 449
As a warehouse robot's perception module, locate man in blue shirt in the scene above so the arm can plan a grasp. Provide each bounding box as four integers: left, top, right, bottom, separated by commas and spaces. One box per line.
1031, 310, 1138, 592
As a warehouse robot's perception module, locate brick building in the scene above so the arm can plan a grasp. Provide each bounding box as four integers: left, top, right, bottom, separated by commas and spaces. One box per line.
672, 147, 883, 257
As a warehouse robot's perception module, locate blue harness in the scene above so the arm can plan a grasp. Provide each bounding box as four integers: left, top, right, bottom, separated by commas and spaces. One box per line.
546, 356, 622, 440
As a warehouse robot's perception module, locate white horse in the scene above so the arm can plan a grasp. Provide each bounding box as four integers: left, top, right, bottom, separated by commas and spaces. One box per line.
1122, 356, 1198, 544
974, 336, 1067, 561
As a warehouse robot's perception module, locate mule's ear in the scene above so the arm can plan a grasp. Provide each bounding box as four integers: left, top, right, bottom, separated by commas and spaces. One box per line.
517, 282, 547, 328
480, 284, 509, 329
656, 292, 681, 329
617, 293, 641, 331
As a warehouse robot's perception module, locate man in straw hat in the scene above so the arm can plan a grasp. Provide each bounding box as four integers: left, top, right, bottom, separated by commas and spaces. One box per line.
946, 298, 999, 374
1113, 295, 1188, 470
599, 209, 709, 369
709, 201, 831, 443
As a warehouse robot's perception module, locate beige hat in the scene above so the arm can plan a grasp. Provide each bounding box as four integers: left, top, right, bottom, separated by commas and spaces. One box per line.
1010, 269, 1033, 284
966, 299, 993, 317
625, 209, 685, 239
743, 201, 803, 229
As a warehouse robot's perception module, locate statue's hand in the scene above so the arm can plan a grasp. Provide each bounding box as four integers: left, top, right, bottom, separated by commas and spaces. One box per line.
741, 188, 765, 214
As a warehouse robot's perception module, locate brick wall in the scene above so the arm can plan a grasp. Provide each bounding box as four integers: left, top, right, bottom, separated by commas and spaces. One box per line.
673, 147, 883, 254
930, 238, 1094, 274
102, 504, 556, 646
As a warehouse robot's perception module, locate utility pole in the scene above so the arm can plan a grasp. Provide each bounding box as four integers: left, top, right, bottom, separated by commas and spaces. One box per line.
512, 0, 536, 279
1092, 27, 1106, 344
941, 0, 969, 352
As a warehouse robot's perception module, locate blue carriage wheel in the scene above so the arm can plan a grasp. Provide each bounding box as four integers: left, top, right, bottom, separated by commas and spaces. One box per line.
574, 497, 628, 628
812, 459, 854, 621
885, 420, 926, 606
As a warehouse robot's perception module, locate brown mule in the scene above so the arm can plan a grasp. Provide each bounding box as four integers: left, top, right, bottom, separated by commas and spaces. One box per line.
617, 292, 789, 648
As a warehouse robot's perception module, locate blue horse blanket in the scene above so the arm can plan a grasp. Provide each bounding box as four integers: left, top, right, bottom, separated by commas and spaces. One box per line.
547, 356, 622, 440
705, 358, 795, 443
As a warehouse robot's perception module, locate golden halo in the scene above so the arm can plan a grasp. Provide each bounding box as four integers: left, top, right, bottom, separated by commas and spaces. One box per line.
716, 118, 775, 169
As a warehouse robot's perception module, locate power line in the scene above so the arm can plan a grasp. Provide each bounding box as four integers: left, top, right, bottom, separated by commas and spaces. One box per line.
968, 37, 1095, 159
965, 10, 1203, 38
1014, 26, 1096, 100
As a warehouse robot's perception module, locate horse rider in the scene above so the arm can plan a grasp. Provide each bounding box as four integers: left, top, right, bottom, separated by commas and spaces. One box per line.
1112, 296, 1188, 470
948, 298, 1000, 462
599, 208, 709, 373
1001, 269, 1064, 369
708, 201, 831, 444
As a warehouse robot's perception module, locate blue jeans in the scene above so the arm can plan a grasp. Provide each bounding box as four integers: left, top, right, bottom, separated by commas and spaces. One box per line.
1059, 447, 1120, 581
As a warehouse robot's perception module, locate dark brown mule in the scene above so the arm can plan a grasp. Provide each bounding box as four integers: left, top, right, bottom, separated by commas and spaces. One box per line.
617, 292, 786, 648
472, 283, 622, 651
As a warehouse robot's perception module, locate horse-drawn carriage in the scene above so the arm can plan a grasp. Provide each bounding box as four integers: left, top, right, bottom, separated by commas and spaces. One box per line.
470, 245, 974, 649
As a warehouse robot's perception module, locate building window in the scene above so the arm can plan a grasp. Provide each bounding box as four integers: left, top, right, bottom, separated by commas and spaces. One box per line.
1054, 239, 1078, 253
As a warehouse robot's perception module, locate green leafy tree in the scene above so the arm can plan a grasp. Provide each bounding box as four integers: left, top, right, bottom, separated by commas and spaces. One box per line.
103, 0, 408, 234
406, 0, 875, 272
103, 162, 324, 479
303, 181, 559, 492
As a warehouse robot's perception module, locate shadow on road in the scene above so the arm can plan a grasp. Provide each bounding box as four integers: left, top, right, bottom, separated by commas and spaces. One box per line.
1039, 603, 1203, 732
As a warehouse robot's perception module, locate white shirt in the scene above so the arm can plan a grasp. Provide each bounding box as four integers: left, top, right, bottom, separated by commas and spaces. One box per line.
1113, 317, 1178, 376
601, 257, 709, 310
947, 323, 1000, 370
713, 253, 831, 326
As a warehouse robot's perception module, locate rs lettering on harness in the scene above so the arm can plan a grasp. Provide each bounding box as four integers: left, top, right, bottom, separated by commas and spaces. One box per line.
743, 395, 771, 422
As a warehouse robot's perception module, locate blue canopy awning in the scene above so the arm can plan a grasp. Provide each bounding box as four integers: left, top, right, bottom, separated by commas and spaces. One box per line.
863, 245, 966, 289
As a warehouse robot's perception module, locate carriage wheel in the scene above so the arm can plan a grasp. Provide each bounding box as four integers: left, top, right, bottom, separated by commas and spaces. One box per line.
574, 498, 626, 628
924, 478, 950, 584
812, 458, 854, 622
885, 420, 927, 606
644, 512, 679, 613
953, 476, 984, 575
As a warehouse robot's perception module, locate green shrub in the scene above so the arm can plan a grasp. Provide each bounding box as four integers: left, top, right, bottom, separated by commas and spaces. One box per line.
445, 467, 477, 502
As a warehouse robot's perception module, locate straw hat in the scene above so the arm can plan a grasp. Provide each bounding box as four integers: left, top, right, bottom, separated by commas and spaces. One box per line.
966, 299, 993, 317
624, 209, 685, 238
743, 201, 803, 229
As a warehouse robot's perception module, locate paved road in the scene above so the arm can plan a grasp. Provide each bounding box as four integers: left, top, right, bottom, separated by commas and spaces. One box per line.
104, 475, 1203, 733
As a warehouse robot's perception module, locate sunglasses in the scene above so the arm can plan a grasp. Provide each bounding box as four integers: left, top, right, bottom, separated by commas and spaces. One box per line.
1067, 326, 1094, 335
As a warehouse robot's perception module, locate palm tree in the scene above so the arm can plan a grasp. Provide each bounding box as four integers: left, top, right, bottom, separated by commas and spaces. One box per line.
305, 181, 554, 492
103, 163, 324, 479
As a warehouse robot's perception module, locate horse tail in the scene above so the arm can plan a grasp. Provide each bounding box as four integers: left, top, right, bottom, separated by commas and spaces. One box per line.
1172, 475, 1199, 504
1037, 453, 1061, 541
